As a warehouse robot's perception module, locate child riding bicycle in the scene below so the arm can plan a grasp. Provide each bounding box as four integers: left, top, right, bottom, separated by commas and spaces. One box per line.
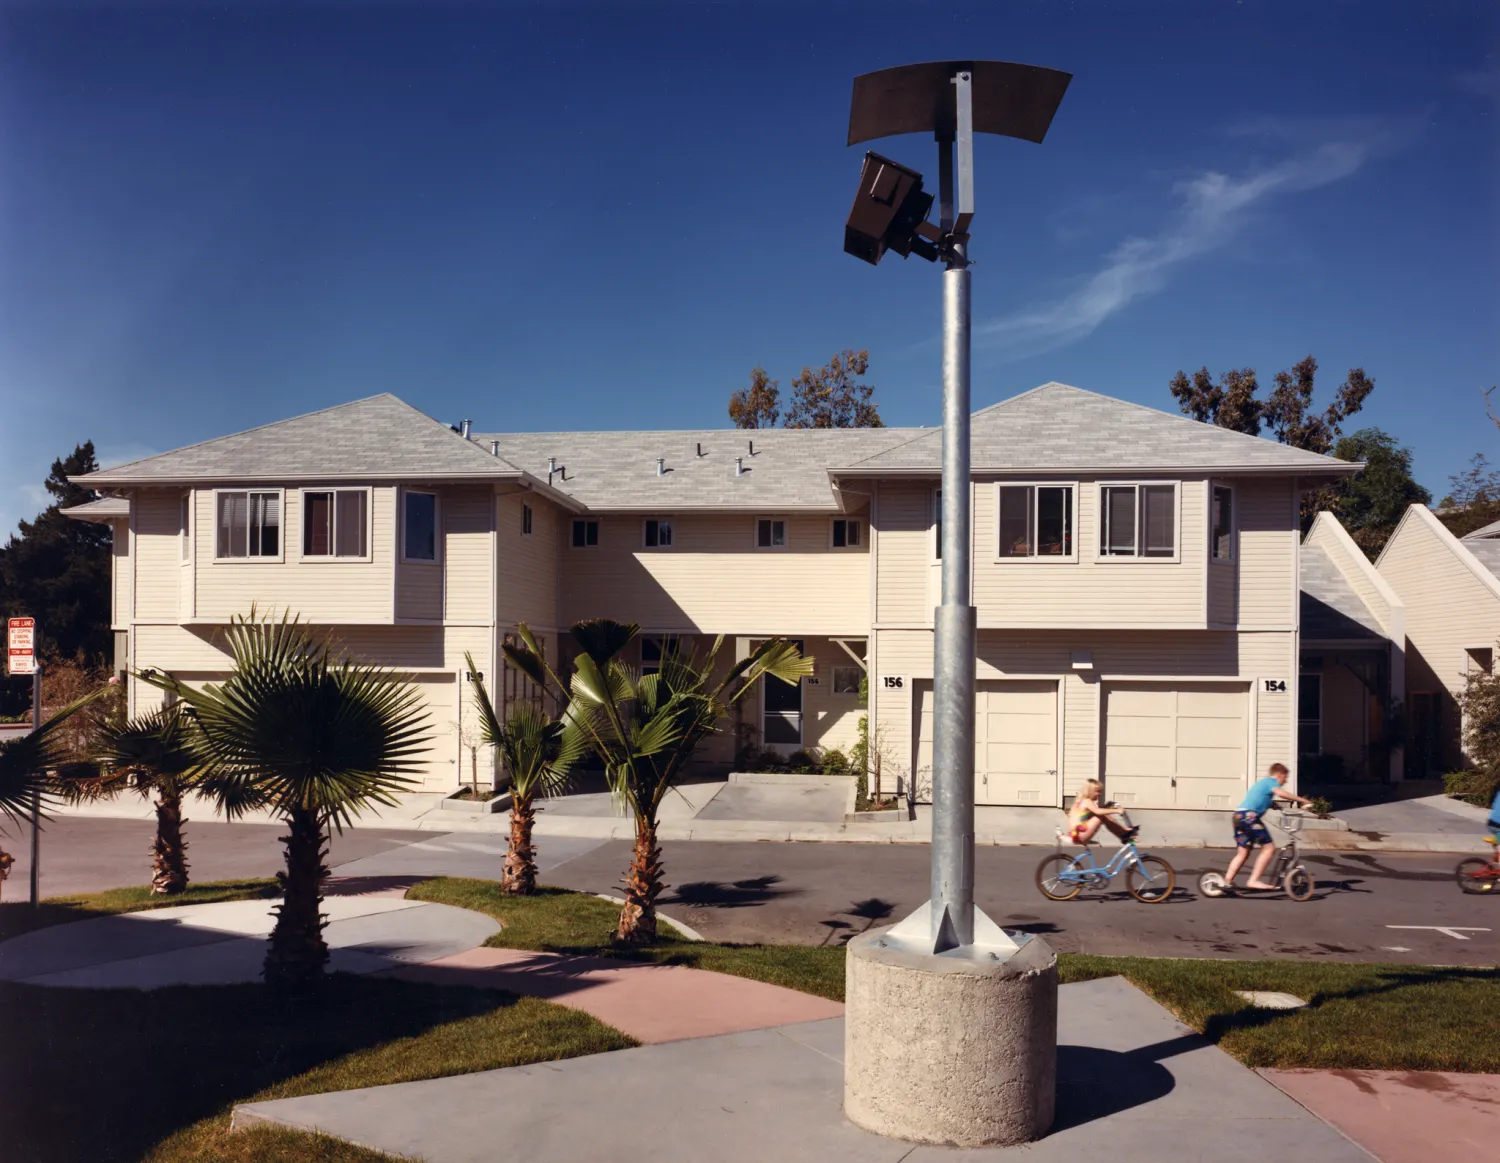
1222, 762, 1312, 891
1067, 779, 1140, 845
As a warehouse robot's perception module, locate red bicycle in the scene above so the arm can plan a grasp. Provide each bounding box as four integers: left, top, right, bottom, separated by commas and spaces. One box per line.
1455, 837, 1500, 894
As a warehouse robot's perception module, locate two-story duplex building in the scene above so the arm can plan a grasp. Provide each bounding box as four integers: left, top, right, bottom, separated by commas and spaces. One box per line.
67, 382, 1359, 809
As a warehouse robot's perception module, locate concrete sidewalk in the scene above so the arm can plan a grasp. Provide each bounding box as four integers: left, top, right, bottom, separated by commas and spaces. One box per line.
232, 975, 1375, 1162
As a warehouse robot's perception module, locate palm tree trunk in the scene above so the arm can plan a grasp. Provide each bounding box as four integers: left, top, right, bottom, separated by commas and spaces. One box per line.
264, 806, 329, 986
615, 812, 663, 945
501, 792, 538, 895
151, 787, 190, 895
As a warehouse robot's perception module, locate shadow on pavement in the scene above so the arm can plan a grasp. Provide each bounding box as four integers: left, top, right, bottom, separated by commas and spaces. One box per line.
1052, 1042, 1180, 1130
664, 874, 798, 909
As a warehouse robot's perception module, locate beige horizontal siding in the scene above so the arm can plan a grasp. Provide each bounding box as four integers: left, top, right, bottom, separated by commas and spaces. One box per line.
443, 487, 493, 624
874, 482, 932, 625
134, 490, 183, 620
1305, 513, 1397, 636
496, 492, 560, 629
196, 487, 398, 623
559, 513, 868, 634
1235, 478, 1297, 627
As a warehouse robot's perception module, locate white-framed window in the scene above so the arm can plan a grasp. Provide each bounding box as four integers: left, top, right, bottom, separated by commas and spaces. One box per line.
997, 483, 1075, 560
831, 517, 862, 549
180, 494, 191, 563
1211, 484, 1235, 562
832, 664, 862, 695
1098, 483, 1178, 559
756, 517, 787, 549
641, 634, 691, 675
215, 490, 282, 560
402, 490, 438, 563
571, 518, 600, 548
522, 503, 533, 537
302, 489, 369, 559
643, 518, 674, 549
932, 488, 942, 560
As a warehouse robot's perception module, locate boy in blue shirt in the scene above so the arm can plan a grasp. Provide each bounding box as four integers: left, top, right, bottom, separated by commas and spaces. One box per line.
1223, 762, 1312, 891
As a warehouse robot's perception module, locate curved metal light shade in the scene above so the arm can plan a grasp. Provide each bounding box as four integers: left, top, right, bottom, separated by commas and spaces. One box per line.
847, 59, 1072, 146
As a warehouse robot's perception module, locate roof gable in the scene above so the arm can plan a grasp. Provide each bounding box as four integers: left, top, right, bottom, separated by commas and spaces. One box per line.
79, 395, 524, 485
836, 382, 1362, 475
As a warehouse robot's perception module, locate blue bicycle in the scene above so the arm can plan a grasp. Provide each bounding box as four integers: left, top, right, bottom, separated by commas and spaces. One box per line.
1035, 813, 1176, 903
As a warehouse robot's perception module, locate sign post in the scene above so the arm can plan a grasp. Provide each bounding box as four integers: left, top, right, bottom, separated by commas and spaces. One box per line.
8, 618, 41, 905
8, 617, 36, 677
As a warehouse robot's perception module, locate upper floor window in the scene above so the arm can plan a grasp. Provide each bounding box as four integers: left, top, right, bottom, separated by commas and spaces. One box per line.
1099, 483, 1176, 559
403, 490, 437, 562
180, 495, 191, 563
832, 518, 862, 549
216, 491, 280, 559
641, 634, 691, 675
1211, 485, 1234, 561
998, 485, 1074, 559
571, 518, 599, 548
522, 503, 533, 536
933, 489, 942, 560
756, 518, 787, 549
303, 490, 368, 558
644, 518, 674, 549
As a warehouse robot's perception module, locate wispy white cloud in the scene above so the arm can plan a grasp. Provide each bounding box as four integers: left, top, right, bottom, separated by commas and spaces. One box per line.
978, 120, 1412, 360
1454, 64, 1500, 96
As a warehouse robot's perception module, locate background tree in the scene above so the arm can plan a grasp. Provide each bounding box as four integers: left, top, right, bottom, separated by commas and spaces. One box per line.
505, 620, 810, 944
1453, 654, 1500, 807
784, 349, 883, 429
146, 613, 429, 986
1168, 356, 1373, 452
464, 651, 583, 895
1438, 452, 1500, 538
727, 366, 781, 429
1326, 429, 1431, 558
0, 443, 112, 720
1168, 366, 1263, 434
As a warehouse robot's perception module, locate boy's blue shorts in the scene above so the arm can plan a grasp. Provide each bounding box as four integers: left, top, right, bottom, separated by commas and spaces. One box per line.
1232, 810, 1272, 848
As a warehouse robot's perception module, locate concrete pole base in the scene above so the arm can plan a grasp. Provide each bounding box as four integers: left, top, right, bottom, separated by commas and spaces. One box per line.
843, 926, 1058, 1147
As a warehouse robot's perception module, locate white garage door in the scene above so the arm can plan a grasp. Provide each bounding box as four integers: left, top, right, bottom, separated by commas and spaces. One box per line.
409, 673, 460, 792
914, 679, 1059, 806
1102, 682, 1248, 810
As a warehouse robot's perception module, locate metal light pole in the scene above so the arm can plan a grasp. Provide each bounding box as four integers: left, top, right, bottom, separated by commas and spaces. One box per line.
30, 665, 41, 907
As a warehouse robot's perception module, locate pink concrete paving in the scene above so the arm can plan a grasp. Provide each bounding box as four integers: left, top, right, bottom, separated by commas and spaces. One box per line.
1262, 1068, 1500, 1163
384, 946, 844, 1044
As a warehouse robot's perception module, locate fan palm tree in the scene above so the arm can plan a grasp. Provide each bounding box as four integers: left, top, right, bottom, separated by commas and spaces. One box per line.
80, 705, 207, 894
142, 612, 430, 986
504, 619, 810, 944
0, 690, 104, 900
464, 652, 584, 895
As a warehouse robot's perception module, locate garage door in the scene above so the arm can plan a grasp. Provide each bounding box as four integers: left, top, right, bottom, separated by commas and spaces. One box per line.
409, 673, 460, 792
1102, 682, 1248, 810
914, 680, 1059, 806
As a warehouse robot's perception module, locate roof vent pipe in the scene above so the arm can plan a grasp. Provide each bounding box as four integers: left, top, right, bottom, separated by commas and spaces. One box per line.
460, 419, 472, 440
749, 439, 756, 456
735, 456, 744, 477
657, 457, 666, 476
490, 440, 500, 457
548, 456, 557, 473
696, 442, 704, 458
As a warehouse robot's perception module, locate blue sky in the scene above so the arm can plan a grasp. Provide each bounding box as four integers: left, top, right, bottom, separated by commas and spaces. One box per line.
1, 1, 1495, 538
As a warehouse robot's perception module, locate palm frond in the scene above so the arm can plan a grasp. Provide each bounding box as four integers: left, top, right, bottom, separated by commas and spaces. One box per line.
570, 619, 638, 668
0, 689, 106, 826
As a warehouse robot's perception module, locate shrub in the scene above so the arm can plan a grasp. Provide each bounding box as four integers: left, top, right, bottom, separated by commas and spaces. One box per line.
1444, 769, 1500, 809
786, 749, 819, 774
820, 748, 849, 775
1459, 655, 1500, 789
1307, 796, 1334, 819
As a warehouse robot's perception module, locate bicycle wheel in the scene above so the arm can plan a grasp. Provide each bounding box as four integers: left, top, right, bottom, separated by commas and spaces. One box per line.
1126, 855, 1176, 903
1283, 865, 1316, 902
1456, 857, 1498, 895
1198, 870, 1228, 898
1036, 854, 1084, 901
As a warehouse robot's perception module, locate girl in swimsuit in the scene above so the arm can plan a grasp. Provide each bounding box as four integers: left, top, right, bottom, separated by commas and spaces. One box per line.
1067, 779, 1137, 845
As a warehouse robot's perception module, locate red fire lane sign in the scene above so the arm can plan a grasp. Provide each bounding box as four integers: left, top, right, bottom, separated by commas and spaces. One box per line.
7, 617, 36, 676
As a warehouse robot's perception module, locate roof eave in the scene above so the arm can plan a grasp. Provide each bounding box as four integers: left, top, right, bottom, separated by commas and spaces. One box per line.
829, 463, 1364, 478
72, 470, 531, 488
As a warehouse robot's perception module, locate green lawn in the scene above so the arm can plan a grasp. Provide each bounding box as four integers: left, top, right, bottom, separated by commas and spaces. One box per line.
0, 877, 280, 940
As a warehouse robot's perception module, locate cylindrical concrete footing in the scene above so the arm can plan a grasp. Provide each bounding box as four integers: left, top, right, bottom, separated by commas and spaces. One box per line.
843, 929, 1058, 1147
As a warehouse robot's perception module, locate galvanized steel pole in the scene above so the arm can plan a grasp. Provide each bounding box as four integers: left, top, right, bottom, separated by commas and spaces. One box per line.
928, 69, 977, 952
30, 666, 40, 907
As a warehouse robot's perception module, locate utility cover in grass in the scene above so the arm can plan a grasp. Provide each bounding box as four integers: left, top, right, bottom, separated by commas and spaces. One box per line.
1235, 990, 1308, 1010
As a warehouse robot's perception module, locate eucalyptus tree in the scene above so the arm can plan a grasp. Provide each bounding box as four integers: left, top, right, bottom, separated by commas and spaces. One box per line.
144, 613, 429, 986
464, 652, 583, 895
504, 620, 810, 944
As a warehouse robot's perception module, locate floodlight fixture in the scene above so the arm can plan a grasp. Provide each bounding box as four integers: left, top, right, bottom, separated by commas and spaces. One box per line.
841, 60, 1070, 959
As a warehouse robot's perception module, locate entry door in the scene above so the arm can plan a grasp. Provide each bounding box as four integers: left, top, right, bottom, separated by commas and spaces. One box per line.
762, 640, 804, 750
913, 679, 1059, 805
1102, 682, 1248, 809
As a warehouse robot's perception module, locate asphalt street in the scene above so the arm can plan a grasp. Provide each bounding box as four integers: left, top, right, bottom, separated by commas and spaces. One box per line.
2, 817, 1494, 966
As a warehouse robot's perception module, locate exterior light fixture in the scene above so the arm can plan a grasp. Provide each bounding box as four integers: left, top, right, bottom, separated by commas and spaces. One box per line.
844, 152, 938, 265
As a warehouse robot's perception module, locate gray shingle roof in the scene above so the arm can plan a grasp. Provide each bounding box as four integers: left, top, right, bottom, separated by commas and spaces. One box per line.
477, 427, 915, 511
59, 497, 130, 521
79, 395, 526, 486
1299, 542, 1386, 641
837, 382, 1363, 475
1463, 518, 1500, 540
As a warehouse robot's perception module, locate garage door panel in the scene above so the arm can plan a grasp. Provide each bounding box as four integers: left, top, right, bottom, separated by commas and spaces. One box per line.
915, 679, 1059, 807
1103, 682, 1248, 810
411, 674, 458, 792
